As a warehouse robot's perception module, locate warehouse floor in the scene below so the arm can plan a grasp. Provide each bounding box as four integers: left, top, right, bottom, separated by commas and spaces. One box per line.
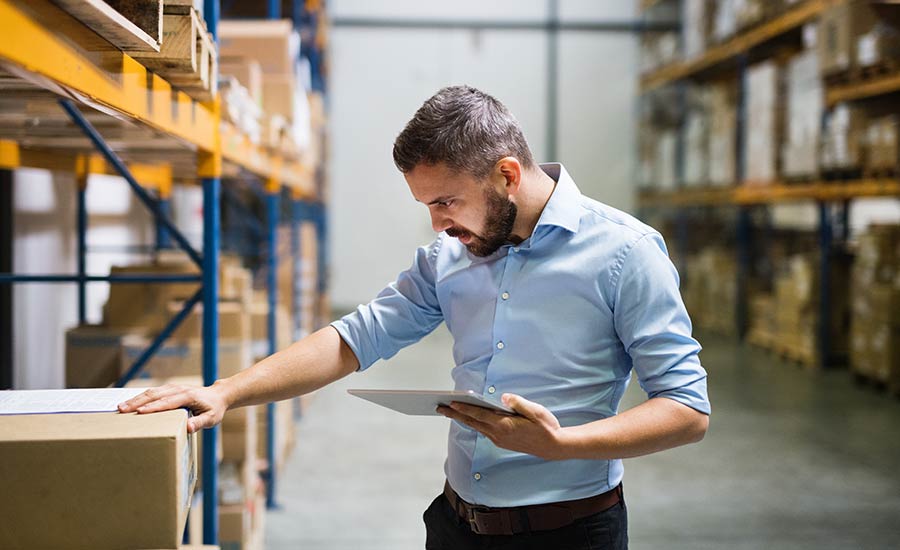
266, 325, 900, 550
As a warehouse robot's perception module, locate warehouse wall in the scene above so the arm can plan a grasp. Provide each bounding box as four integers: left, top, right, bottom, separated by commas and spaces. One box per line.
328, 0, 639, 309
12, 171, 157, 389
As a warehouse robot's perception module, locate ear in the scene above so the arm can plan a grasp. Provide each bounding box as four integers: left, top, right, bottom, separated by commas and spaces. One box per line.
495, 157, 523, 197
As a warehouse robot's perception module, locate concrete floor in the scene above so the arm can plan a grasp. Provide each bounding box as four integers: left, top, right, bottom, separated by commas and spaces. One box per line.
266, 326, 900, 549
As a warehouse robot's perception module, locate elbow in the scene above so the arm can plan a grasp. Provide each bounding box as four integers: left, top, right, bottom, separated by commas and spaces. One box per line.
688, 412, 709, 443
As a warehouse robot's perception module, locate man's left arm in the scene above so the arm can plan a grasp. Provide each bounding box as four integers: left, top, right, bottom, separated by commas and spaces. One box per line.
439, 232, 710, 461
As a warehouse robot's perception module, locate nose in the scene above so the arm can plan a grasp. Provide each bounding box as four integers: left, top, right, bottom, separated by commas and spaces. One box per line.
430, 209, 451, 233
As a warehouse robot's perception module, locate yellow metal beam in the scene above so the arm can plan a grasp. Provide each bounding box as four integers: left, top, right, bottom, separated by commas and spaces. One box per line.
826, 70, 900, 106
0, 0, 216, 152
640, 0, 831, 92
0, 140, 20, 169
638, 179, 900, 207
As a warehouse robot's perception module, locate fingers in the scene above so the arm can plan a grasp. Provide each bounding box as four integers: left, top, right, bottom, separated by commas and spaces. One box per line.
501, 393, 543, 421
437, 405, 495, 436
187, 411, 219, 433
118, 384, 184, 413
134, 387, 199, 415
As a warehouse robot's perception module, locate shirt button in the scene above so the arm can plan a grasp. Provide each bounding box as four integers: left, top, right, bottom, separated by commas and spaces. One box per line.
512, 247, 520, 253
487, 386, 496, 394
473, 473, 482, 481
501, 292, 510, 300
496, 341, 505, 350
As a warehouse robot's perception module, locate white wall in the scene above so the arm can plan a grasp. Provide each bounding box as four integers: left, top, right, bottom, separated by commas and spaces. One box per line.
12, 170, 156, 389
328, 0, 639, 308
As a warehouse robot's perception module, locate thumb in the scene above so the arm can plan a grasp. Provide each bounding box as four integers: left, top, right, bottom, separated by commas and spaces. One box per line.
187, 411, 217, 433
502, 393, 543, 420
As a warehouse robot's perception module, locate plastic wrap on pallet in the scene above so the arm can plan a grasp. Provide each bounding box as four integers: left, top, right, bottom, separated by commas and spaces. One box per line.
821, 103, 867, 171
856, 23, 900, 68
713, 0, 737, 43
683, 88, 710, 187
682, 0, 711, 59
818, 1, 880, 77
743, 60, 780, 184
708, 82, 737, 186
782, 44, 823, 179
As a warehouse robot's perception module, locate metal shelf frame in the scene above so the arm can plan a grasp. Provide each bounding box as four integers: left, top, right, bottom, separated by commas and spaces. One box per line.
0, 0, 328, 544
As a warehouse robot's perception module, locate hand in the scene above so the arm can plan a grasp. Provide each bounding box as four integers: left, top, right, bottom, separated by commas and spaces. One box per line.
117, 382, 230, 433
437, 393, 570, 460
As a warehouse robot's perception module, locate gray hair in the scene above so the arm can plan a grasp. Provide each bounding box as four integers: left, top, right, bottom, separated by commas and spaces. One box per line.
392, 85, 535, 179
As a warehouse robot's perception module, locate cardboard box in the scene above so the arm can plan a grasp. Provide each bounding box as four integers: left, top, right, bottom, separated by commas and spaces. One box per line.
219, 56, 263, 106
219, 502, 252, 550
250, 298, 294, 359
743, 60, 781, 184
0, 410, 196, 550
821, 103, 867, 171
818, 1, 879, 76
256, 399, 294, 472
121, 336, 252, 380
169, 301, 251, 342
103, 262, 201, 331
708, 82, 737, 186
66, 325, 148, 388
782, 47, 823, 179
222, 405, 258, 463
262, 73, 297, 120
218, 19, 300, 75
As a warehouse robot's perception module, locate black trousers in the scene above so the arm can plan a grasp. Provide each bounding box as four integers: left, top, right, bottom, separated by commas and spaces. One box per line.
423, 491, 628, 550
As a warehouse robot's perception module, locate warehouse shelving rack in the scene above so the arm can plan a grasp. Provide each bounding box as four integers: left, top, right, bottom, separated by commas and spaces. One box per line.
636, 0, 900, 369
0, 0, 327, 544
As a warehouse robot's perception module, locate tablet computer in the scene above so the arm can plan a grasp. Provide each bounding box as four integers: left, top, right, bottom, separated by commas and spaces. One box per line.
347, 389, 517, 416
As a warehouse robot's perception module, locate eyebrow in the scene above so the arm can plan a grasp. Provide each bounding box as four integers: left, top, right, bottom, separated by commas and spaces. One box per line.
427, 195, 455, 206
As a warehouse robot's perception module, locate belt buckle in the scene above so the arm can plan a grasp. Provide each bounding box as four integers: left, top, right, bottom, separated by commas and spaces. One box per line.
467, 506, 513, 536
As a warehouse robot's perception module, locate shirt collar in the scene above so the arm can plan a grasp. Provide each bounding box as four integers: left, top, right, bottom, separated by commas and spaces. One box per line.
533, 163, 582, 234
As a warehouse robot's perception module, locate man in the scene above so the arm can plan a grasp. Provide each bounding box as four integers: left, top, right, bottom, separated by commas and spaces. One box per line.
120, 85, 710, 550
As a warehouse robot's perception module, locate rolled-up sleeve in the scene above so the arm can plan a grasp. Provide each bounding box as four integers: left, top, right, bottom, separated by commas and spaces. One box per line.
331, 238, 445, 371
612, 233, 711, 415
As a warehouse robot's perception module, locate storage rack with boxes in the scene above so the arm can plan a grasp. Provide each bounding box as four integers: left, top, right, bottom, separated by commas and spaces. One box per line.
0, 0, 329, 548
637, 0, 900, 393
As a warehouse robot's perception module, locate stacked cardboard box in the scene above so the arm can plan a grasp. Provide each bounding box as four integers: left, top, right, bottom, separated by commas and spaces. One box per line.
681, 248, 738, 336
819, 1, 883, 77
734, 0, 782, 31
782, 36, 823, 179
864, 114, 899, 174
218, 20, 310, 156
682, 0, 712, 60
708, 81, 737, 186
257, 399, 296, 475
683, 88, 710, 187
0, 409, 196, 550
821, 103, 868, 172
747, 291, 777, 348
856, 22, 900, 69
773, 253, 850, 367
743, 60, 782, 185
850, 225, 900, 391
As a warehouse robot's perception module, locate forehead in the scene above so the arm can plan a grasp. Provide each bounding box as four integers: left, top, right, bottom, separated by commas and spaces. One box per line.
405, 163, 481, 202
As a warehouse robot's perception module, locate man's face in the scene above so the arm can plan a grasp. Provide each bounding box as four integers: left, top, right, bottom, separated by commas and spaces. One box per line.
405, 163, 518, 257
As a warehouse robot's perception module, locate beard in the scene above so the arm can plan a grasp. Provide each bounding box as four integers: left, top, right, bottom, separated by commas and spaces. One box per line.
446, 187, 518, 257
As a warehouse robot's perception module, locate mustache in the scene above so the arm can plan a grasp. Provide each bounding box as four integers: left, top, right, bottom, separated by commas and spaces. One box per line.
446, 227, 474, 240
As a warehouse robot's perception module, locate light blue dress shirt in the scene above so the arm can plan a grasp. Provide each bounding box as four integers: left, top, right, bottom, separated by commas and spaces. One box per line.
332, 163, 710, 507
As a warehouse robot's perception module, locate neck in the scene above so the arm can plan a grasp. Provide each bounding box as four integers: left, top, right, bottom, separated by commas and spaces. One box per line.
510, 166, 557, 243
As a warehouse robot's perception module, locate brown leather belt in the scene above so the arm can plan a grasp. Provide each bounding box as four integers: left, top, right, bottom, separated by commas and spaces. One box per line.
443, 481, 623, 536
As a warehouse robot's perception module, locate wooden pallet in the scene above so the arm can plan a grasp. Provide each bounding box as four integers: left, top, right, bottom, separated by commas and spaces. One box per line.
772, 340, 817, 369
824, 60, 900, 86
127, 6, 216, 102
50, 0, 163, 52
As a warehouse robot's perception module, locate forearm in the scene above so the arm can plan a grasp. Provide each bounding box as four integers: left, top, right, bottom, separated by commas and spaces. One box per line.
559, 397, 709, 460
214, 326, 359, 409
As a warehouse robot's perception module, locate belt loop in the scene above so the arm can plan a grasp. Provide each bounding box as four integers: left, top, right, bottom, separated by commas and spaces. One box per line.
617, 483, 624, 505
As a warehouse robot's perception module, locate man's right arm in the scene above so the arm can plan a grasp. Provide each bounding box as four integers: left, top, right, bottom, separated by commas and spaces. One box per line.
118, 326, 358, 432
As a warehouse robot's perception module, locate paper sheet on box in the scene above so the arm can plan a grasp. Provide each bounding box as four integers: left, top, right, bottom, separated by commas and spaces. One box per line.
0, 388, 146, 415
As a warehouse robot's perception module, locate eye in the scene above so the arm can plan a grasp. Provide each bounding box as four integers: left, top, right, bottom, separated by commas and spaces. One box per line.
438, 200, 454, 208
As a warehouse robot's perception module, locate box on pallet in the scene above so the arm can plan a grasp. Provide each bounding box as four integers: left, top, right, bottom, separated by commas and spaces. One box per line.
0, 409, 196, 550
219, 56, 263, 107
782, 44, 823, 179
856, 23, 900, 69
681, 248, 737, 336
219, 492, 266, 550
256, 399, 295, 474
65, 325, 149, 388
218, 19, 300, 75
743, 60, 781, 184
708, 82, 737, 186
683, 87, 710, 187
865, 115, 899, 174
818, 1, 880, 77
682, 0, 711, 59
821, 103, 868, 172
